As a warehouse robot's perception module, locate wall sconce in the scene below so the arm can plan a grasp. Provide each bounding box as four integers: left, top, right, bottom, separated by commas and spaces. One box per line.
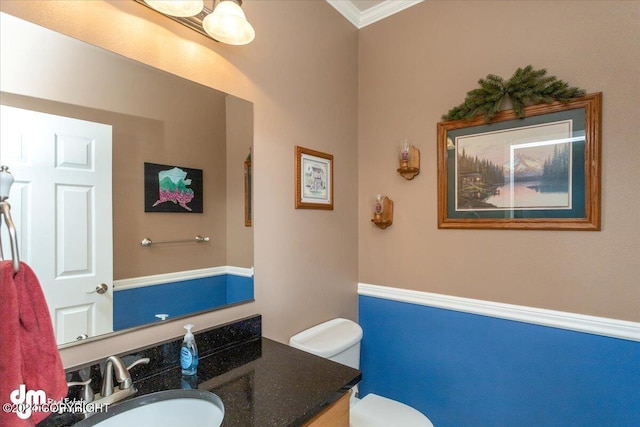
136, 0, 255, 45
371, 194, 393, 229
397, 139, 420, 180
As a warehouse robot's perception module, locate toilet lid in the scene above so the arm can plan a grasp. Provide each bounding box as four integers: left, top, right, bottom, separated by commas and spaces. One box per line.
350, 393, 434, 427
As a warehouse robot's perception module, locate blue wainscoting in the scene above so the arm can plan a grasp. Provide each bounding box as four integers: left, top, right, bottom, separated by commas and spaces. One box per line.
359, 295, 640, 427
114, 273, 253, 330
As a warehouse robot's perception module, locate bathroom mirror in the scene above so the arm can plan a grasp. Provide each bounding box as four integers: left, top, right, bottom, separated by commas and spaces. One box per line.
0, 13, 254, 346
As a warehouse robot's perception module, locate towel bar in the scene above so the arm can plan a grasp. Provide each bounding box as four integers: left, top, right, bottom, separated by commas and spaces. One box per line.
140, 235, 210, 246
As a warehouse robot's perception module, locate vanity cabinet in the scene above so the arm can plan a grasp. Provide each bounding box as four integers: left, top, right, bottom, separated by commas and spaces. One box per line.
303, 392, 350, 427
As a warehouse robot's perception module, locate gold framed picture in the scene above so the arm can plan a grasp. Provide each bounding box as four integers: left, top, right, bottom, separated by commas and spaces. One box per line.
295, 146, 334, 210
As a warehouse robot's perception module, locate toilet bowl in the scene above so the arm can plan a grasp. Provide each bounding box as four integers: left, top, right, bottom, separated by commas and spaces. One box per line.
289, 318, 434, 427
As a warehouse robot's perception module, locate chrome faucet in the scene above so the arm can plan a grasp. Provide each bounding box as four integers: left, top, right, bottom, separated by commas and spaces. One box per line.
96, 356, 150, 405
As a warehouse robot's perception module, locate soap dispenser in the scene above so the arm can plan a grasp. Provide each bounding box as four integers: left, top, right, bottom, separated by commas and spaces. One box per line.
180, 324, 199, 375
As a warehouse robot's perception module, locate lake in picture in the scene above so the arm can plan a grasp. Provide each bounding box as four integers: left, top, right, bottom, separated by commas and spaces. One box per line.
483, 179, 570, 209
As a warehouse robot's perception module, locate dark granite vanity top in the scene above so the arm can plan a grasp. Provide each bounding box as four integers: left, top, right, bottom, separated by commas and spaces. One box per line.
45, 315, 361, 427
138, 338, 359, 426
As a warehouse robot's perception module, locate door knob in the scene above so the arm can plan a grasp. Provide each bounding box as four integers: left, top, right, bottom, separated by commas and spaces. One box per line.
87, 283, 108, 294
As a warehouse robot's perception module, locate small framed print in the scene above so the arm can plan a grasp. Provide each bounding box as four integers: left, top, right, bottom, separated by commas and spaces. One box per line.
295, 146, 333, 210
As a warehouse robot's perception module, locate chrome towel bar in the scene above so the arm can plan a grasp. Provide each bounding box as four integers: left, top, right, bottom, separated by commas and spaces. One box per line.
140, 235, 210, 247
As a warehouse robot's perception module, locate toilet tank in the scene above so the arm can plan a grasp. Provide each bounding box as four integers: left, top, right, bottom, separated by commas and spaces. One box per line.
289, 318, 363, 369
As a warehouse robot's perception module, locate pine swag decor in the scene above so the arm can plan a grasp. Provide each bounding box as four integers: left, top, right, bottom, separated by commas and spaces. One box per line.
442, 66, 586, 122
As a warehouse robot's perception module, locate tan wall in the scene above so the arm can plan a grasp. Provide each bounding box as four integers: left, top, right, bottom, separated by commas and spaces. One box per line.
358, 0, 640, 322
0, 0, 359, 367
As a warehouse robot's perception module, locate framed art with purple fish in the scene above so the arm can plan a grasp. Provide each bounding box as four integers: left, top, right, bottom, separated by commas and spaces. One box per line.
144, 162, 203, 213
437, 93, 601, 230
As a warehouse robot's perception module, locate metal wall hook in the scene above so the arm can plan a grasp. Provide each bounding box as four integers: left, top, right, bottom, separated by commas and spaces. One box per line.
0, 165, 20, 273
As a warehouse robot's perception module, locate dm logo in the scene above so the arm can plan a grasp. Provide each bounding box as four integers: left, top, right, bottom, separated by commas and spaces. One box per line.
10, 384, 46, 419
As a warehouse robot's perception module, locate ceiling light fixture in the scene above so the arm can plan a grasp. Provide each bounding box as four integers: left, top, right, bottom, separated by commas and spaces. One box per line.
144, 0, 204, 17
202, 0, 255, 45
136, 0, 255, 45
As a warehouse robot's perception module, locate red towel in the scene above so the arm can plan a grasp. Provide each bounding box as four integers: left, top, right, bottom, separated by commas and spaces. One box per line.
0, 261, 67, 426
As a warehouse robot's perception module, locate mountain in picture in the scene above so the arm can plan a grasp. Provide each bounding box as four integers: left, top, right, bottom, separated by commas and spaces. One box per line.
503, 153, 546, 181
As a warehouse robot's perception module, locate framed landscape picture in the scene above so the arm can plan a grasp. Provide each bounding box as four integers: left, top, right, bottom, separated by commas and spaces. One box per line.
437, 93, 601, 230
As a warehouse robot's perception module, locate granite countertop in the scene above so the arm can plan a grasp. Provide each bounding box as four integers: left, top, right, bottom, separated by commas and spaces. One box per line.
47, 316, 361, 427
135, 337, 361, 426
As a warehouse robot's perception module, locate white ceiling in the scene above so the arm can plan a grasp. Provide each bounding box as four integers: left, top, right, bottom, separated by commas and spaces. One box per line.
326, 0, 423, 29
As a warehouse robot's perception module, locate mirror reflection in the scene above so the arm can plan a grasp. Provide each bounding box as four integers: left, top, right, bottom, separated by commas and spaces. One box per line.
0, 13, 254, 346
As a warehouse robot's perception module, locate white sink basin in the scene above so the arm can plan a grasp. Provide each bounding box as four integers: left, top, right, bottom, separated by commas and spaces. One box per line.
76, 389, 224, 427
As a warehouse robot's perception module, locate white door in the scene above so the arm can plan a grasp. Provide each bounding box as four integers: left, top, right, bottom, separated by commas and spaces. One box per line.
0, 105, 113, 344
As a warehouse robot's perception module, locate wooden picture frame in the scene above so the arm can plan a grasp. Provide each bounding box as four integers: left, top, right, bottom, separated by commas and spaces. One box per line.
437, 93, 602, 230
244, 154, 252, 227
295, 146, 334, 210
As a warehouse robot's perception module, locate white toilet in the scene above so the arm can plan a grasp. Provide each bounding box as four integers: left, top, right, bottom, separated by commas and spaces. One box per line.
289, 318, 435, 427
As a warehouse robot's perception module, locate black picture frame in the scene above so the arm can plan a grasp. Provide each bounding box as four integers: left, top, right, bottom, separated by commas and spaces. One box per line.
144, 162, 203, 213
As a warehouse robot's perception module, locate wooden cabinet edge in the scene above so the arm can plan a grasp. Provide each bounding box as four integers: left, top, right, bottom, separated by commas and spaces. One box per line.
303, 391, 350, 427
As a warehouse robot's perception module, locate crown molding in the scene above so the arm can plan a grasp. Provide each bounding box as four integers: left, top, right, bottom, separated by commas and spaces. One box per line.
327, 0, 423, 29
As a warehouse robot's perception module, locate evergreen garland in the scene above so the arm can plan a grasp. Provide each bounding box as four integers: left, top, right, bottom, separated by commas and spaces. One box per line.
442, 66, 586, 122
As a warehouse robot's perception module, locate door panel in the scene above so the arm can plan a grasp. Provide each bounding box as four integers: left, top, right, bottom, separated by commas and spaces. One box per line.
0, 105, 113, 344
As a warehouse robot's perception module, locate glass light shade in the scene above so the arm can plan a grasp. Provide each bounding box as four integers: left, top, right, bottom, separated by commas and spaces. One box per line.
203, 0, 255, 45
400, 139, 410, 162
375, 194, 385, 214
144, 0, 204, 17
